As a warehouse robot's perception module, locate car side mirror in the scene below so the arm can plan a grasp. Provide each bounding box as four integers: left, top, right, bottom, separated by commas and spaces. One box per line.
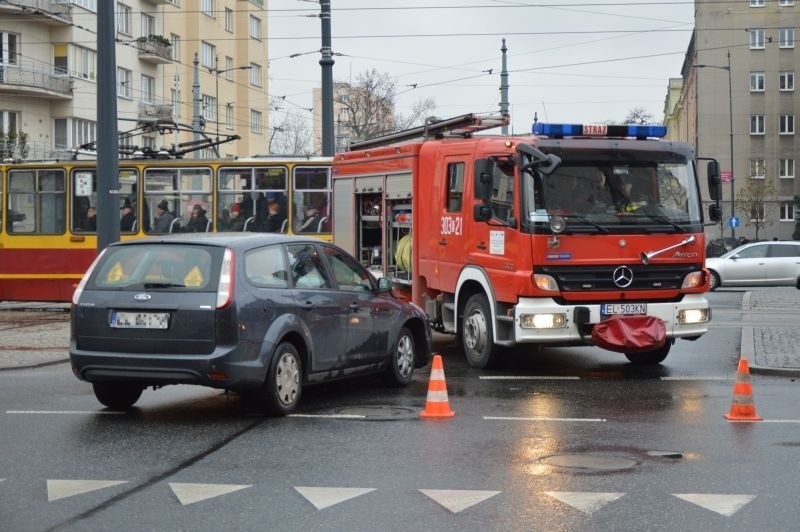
473, 159, 493, 201
377, 277, 392, 293
473, 203, 492, 222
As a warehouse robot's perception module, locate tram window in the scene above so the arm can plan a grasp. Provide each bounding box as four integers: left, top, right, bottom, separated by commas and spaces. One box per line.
73, 170, 97, 232
145, 167, 212, 234
8, 169, 66, 234
0, 173, 3, 231
292, 166, 331, 233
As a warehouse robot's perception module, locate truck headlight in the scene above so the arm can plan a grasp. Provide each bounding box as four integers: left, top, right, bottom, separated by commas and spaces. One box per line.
520, 313, 567, 329
678, 308, 710, 324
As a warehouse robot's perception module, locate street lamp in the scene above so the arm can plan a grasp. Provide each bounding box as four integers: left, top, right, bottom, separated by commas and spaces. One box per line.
208, 56, 252, 152
695, 50, 735, 243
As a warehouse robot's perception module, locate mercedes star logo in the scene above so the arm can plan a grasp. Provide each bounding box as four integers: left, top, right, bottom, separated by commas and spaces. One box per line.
612, 266, 634, 288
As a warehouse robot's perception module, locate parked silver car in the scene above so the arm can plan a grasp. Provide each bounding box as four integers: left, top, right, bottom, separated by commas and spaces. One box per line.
705, 241, 800, 290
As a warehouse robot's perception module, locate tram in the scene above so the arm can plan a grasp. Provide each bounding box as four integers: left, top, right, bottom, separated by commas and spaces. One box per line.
0, 155, 333, 302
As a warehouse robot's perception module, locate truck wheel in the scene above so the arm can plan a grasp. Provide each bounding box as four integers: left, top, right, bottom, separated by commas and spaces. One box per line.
92, 382, 143, 410
624, 342, 671, 365
708, 270, 720, 291
260, 342, 302, 416
462, 293, 498, 369
382, 326, 416, 387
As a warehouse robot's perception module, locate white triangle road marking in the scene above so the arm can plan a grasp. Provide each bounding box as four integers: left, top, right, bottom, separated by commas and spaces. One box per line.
295, 486, 376, 510
169, 482, 251, 506
672, 493, 756, 517
545, 491, 625, 515
419, 489, 502, 513
47, 479, 128, 502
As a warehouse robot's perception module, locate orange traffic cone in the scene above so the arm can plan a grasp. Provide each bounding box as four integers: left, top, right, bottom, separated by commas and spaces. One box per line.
724, 358, 762, 421
420, 354, 455, 418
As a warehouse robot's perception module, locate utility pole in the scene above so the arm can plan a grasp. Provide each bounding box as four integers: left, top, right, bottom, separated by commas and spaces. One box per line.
192, 53, 201, 158
96, 0, 120, 251
319, 0, 335, 156
500, 39, 509, 135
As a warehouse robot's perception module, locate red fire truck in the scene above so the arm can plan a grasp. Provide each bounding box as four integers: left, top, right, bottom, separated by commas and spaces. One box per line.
332, 114, 722, 367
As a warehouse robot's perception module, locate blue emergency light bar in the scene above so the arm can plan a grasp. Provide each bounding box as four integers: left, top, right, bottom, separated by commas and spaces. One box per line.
532, 122, 667, 139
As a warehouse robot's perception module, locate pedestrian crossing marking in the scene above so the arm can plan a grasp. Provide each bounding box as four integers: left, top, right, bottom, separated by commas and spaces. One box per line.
294, 486, 375, 510
169, 482, 251, 506
47, 479, 128, 502
672, 493, 756, 516
545, 491, 625, 515
419, 489, 502, 513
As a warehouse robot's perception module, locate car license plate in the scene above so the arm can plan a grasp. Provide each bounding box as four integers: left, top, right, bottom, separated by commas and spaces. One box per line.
601, 303, 647, 316
110, 311, 169, 329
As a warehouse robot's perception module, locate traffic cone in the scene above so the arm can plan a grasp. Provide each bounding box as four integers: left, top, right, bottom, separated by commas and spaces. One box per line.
420, 354, 455, 418
724, 358, 762, 421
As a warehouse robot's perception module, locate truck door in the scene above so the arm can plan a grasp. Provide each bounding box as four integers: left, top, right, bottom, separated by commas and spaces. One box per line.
436, 157, 470, 289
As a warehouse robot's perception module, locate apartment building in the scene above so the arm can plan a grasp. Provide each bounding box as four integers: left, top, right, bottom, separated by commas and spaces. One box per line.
0, 0, 267, 160
665, 0, 799, 241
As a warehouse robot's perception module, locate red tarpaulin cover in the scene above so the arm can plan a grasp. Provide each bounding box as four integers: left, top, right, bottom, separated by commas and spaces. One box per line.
591, 315, 667, 353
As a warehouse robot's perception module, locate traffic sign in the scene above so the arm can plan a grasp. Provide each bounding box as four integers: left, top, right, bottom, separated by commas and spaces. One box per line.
728, 216, 740, 228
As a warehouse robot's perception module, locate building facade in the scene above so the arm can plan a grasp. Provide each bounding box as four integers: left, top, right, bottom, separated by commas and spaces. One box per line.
666, 0, 799, 241
0, 0, 267, 161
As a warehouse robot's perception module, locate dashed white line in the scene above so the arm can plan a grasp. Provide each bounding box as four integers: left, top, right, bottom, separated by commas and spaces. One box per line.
5, 410, 125, 415
288, 414, 366, 419
485, 416, 606, 422
660, 376, 731, 381
479, 376, 580, 380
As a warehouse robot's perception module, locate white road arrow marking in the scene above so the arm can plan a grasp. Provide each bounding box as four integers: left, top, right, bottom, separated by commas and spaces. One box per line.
47, 479, 127, 502
545, 491, 625, 515
672, 493, 756, 516
294, 486, 375, 510
419, 489, 502, 513
169, 483, 251, 506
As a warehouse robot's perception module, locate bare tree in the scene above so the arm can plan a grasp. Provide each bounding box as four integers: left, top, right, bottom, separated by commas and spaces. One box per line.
395, 97, 437, 130
736, 177, 777, 241
624, 107, 656, 125
269, 113, 312, 155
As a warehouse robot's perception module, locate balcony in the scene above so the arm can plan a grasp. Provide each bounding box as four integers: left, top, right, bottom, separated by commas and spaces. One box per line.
0, 63, 72, 99
143, 0, 173, 4
0, 0, 72, 24
138, 102, 174, 124
137, 37, 173, 64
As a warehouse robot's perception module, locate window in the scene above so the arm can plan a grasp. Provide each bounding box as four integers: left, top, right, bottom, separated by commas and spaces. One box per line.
245, 245, 289, 288
201, 41, 215, 68
490, 158, 516, 225
7, 169, 66, 234
748, 203, 766, 223
750, 72, 765, 92
54, 118, 97, 151
117, 67, 132, 98
779, 202, 795, 221
750, 115, 765, 135
116, 3, 131, 35
225, 103, 233, 128
0, 32, 19, 67
225, 8, 234, 32
170, 34, 180, 61
779, 114, 795, 135
250, 63, 262, 86
750, 29, 765, 49
749, 0, 764, 5
779, 71, 795, 91
171, 88, 181, 118
750, 159, 766, 179
0, 110, 19, 136
321, 245, 373, 291
446, 162, 465, 212
292, 166, 330, 233
287, 244, 331, 289
779, 158, 795, 178
224, 56, 233, 80
202, 94, 216, 121
779, 28, 795, 48
249, 15, 262, 40
141, 74, 155, 103
250, 110, 262, 133
141, 13, 155, 37
779, 0, 794, 5
201, 0, 214, 16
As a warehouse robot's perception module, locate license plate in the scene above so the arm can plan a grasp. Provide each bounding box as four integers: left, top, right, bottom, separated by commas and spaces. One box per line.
111, 311, 169, 329
601, 303, 647, 316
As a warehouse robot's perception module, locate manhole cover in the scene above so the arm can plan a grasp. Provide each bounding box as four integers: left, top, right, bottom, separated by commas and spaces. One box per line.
542, 454, 638, 471
334, 406, 418, 421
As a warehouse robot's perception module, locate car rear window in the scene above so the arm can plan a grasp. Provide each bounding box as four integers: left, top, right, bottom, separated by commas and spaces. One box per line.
88, 244, 222, 291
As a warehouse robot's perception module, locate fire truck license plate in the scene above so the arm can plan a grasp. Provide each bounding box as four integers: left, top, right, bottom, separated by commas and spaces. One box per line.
601, 303, 647, 316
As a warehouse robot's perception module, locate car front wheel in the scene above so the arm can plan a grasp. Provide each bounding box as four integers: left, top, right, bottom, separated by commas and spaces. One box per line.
708, 270, 720, 291
383, 326, 416, 387
260, 342, 302, 416
92, 382, 144, 410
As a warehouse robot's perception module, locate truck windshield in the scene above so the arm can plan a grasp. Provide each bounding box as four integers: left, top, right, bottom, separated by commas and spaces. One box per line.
524, 157, 701, 232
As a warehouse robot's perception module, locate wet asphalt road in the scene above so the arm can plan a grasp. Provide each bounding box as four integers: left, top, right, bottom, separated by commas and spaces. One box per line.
1, 289, 799, 531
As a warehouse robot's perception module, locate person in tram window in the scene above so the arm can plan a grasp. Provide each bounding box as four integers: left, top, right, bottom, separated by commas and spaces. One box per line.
228, 203, 246, 231
120, 199, 136, 231
152, 200, 175, 233
183, 204, 209, 232
83, 206, 97, 231
261, 193, 286, 233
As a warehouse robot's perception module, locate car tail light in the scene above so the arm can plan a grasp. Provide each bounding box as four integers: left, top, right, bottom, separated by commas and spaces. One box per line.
216, 247, 234, 309
71, 249, 108, 305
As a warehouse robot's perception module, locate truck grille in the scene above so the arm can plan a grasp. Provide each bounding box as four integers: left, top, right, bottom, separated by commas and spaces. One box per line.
538, 264, 701, 291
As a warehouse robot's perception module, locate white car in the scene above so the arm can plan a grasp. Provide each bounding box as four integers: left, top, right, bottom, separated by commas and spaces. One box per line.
705, 241, 800, 290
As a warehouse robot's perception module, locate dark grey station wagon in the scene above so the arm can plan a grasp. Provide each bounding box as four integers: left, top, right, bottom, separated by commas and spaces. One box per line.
69, 233, 431, 415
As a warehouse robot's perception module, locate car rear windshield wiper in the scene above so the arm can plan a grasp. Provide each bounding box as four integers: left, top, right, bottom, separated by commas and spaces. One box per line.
144, 282, 187, 288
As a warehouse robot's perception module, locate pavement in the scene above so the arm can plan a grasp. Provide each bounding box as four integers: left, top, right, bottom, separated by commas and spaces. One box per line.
1, 289, 799, 375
